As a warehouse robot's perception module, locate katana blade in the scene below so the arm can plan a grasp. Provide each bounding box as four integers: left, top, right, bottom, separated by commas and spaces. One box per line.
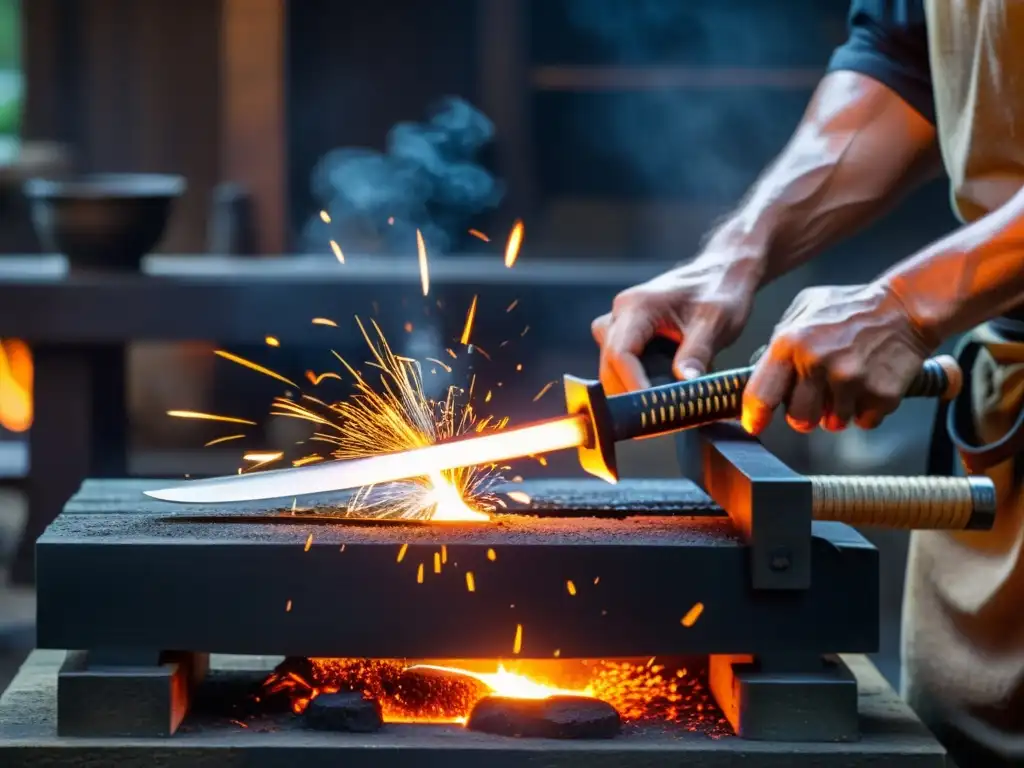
144, 415, 591, 503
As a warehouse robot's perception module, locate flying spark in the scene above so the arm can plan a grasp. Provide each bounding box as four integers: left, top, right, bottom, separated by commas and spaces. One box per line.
265, 336, 280, 347
306, 371, 342, 386
167, 410, 256, 426
319, 210, 331, 223
204, 434, 246, 447
416, 229, 430, 296
330, 240, 345, 264
461, 295, 478, 346
312, 317, 338, 327
214, 350, 299, 389
468, 228, 490, 242
681, 603, 704, 627
533, 381, 555, 402
504, 220, 524, 268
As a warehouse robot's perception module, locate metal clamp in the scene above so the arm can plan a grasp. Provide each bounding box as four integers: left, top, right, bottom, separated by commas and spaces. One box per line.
699, 422, 813, 591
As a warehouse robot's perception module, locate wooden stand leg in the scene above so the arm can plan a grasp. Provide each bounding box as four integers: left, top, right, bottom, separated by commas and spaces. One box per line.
11, 345, 127, 585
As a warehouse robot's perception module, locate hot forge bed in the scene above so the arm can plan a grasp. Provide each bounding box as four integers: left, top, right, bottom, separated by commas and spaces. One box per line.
0, 651, 947, 767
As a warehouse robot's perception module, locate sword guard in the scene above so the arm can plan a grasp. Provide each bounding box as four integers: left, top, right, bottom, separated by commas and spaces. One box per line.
563, 374, 618, 484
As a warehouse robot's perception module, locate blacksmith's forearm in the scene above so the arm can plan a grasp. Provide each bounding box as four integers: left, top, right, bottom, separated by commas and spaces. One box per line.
883, 188, 1024, 344
704, 71, 939, 286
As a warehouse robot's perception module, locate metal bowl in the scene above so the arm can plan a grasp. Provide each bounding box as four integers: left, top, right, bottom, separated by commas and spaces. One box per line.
24, 173, 186, 271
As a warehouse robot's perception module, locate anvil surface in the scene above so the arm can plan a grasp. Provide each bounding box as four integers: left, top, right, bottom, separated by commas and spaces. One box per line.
36, 478, 879, 659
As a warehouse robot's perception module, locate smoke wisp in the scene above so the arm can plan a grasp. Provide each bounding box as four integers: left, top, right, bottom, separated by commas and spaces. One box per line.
303, 96, 503, 255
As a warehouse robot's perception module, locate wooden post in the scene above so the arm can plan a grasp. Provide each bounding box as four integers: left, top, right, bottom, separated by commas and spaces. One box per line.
220, 0, 287, 254
477, 0, 536, 218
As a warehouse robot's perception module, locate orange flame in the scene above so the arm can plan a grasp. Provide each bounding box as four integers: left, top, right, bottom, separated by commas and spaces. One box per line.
0, 339, 33, 432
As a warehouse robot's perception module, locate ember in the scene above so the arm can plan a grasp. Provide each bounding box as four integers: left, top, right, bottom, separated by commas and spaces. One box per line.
259, 657, 729, 736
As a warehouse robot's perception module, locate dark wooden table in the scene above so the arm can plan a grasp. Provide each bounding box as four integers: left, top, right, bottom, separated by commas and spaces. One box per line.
0, 254, 659, 584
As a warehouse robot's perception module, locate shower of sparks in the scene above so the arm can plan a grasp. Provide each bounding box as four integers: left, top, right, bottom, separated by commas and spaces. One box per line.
263, 317, 503, 522
504, 220, 524, 268
681, 603, 704, 627
319, 210, 331, 223
460, 295, 478, 346
167, 410, 257, 426
416, 229, 430, 296
330, 240, 345, 264
214, 350, 299, 388
204, 434, 246, 447
312, 317, 338, 327
468, 228, 490, 242
533, 381, 555, 402
265, 336, 280, 347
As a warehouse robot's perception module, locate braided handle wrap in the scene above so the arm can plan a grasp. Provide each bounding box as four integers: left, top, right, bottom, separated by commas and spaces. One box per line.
810, 475, 995, 530
608, 367, 751, 442
608, 353, 961, 443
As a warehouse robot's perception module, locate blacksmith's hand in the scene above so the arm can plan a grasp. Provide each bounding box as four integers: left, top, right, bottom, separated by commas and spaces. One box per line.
591, 255, 759, 395
742, 282, 936, 435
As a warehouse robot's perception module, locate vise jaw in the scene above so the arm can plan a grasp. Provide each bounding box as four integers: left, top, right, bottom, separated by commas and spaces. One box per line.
698, 422, 812, 591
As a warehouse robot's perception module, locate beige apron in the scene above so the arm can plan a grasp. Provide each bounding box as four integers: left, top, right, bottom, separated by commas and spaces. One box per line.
902, 3, 1024, 757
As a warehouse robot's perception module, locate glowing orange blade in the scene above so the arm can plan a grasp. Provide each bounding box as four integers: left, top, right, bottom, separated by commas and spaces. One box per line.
145, 414, 590, 503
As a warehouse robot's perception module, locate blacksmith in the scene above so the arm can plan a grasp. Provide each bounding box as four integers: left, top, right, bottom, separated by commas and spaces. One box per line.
592, 1, 1024, 764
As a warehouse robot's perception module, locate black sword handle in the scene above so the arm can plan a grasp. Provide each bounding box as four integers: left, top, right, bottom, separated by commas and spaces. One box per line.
608, 339, 964, 442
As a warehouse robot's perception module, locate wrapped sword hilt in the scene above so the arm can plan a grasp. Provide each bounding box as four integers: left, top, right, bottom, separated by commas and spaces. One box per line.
564, 337, 965, 485
607, 339, 962, 442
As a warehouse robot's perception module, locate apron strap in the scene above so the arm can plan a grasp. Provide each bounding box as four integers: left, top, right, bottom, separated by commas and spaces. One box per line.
927, 335, 1024, 476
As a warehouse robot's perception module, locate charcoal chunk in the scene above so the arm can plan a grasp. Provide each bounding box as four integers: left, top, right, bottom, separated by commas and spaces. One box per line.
467, 695, 621, 739
304, 692, 383, 732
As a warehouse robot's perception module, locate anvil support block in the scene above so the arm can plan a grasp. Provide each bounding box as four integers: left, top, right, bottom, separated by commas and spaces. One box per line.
709, 655, 859, 742
57, 650, 209, 737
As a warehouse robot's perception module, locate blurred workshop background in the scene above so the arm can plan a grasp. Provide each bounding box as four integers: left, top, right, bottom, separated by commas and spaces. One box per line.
0, 0, 959, 692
